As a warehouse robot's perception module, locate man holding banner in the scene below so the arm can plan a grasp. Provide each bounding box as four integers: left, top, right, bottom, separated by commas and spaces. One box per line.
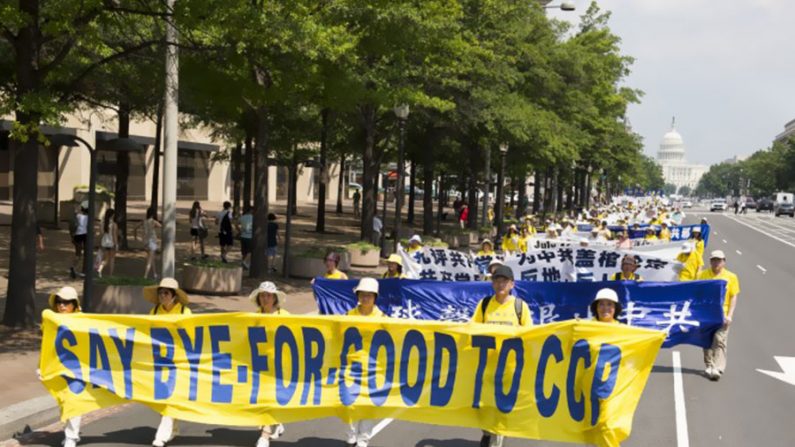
471, 265, 531, 447
698, 250, 741, 381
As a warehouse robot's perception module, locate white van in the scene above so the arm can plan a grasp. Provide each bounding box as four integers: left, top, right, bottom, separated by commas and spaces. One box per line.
774, 192, 794, 204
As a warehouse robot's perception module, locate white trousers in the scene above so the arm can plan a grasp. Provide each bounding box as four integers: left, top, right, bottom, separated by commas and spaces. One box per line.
64, 416, 82, 441
346, 419, 377, 446
153, 416, 178, 444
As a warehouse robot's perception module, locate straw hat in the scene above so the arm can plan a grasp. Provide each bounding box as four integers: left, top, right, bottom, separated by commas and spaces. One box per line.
143, 277, 189, 305
49, 286, 81, 311
386, 254, 403, 266
249, 281, 286, 306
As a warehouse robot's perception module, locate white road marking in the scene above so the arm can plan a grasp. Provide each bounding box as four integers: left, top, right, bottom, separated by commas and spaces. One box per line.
713, 231, 718, 235
757, 356, 795, 387
371, 418, 395, 437
724, 214, 795, 250
735, 250, 742, 255
722, 239, 727, 244
672, 351, 690, 447
757, 265, 767, 274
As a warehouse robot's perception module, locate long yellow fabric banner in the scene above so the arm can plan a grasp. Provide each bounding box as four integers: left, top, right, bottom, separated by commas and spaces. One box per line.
39, 310, 664, 446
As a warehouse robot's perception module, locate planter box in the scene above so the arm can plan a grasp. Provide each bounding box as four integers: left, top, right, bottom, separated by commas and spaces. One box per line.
90, 285, 152, 314
288, 256, 327, 279
443, 234, 460, 249
181, 264, 242, 295
349, 248, 380, 267
469, 232, 479, 246
338, 251, 352, 272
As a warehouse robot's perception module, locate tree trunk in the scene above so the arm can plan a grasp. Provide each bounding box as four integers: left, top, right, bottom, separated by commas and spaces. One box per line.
517, 175, 527, 219
4, 2, 40, 326
249, 107, 270, 278
359, 104, 377, 242
436, 173, 444, 235
466, 144, 479, 230
150, 103, 164, 217
407, 157, 416, 224
290, 158, 298, 216
243, 133, 253, 209
283, 150, 297, 278
316, 108, 330, 232
232, 140, 242, 215
336, 153, 345, 214
533, 169, 542, 214
115, 104, 131, 249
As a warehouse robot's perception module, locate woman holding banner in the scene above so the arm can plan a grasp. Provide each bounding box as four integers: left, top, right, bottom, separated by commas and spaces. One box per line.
144, 278, 192, 447
500, 225, 521, 254
250, 281, 288, 446
690, 227, 705, 270
591, 288, 622, 324
382, 254, 406, 279
44, 287, 83, 447
345, 278, 384, 447
677, 242, 700, 281
477, 239, 496, 257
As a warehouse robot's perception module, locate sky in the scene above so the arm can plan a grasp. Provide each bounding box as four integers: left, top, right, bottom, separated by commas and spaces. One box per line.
547, 0, 795, 166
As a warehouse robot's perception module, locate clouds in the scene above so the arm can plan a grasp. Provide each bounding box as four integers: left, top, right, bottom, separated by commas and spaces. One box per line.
548, 0, 795, 165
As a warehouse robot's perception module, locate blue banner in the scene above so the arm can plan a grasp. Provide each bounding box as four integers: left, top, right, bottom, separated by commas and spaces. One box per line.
313, 279, 725, 348
575, 223, 709, 245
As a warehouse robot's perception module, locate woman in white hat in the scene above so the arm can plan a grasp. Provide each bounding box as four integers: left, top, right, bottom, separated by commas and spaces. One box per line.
676, 242, 700, 281
46, 287, 82, 447
145, 278, 191, 447
382, 254, 406, 279
345, 278, 384, 446
249, 282, 288, 446
689, 226, 705, 271
591, 288, 622, 324
501, 225, 521, 254
407, 235, 423, 254
477, 239, 495, 257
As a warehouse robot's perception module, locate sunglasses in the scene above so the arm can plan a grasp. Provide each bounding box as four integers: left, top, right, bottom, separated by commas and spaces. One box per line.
54, 298, 75, 306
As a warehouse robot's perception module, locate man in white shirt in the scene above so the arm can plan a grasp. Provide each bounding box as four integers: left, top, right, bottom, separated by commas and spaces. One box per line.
372, 216, 383, 246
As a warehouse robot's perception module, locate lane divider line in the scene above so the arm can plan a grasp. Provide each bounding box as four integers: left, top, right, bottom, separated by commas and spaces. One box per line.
371, 418, 395, 437
672, 351, 690, 447
722, 239, 728, 244
736, 250, 742, 255
723, 214, 795, 250
757, 265, 767, 274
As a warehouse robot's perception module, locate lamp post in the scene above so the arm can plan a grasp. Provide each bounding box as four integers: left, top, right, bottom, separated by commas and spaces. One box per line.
393, 104, 409, 252
495, 143, 509, 242
481, 146, 491, 227
49, 134, 141, 311
543, 2, 576, 11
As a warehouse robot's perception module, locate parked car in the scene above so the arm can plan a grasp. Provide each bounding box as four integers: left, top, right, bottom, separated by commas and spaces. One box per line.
775, 202, 795, 217
756, 197, 774, 212
710, 199, 727, 212
743, 197, 757, 209
682, 200, 693, 209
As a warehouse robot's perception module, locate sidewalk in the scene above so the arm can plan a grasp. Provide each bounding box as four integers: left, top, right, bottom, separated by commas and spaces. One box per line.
0, 198, 407, 441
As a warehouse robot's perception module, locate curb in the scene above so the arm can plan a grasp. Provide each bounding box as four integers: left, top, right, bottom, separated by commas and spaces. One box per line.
0, 395, 59, 442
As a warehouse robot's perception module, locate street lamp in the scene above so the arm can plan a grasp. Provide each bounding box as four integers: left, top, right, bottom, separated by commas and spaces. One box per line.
48, 134, 142, 311
393, 104, 409, 252
544, 2, 576, 11
495, 143, 509, 243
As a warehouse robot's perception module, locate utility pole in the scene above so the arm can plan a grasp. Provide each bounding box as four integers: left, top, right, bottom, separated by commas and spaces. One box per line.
161, 0, 179, 278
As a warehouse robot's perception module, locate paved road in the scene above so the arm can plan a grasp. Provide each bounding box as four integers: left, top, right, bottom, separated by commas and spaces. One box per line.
9, 210, 795, 447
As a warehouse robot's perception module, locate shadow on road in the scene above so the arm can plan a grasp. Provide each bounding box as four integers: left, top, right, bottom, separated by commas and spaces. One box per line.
652, 364, 709, 378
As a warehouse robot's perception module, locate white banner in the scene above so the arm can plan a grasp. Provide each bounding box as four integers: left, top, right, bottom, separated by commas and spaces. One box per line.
399, 246, 479, 281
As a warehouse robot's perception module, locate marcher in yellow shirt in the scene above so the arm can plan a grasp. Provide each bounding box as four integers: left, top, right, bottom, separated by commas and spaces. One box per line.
344, 278, 384, 446
382, 254, 407, 279
477, 239, 496, 257
697, 250, 740, 381
471, 265, 531, 447
406, 234, 423, 254
47, 287, 83, 447
590, 288, 622, 324
501, 225, 521, 254
518, 226, 534, 253
659, 222, 672, 241
249, 281, 288, 446
143, 278, 191, 447
323, 252, 348, 280
691, 227, 705, 270
611, 255, 642, 281
644, 227, 658, 241
676, 242, 700, 281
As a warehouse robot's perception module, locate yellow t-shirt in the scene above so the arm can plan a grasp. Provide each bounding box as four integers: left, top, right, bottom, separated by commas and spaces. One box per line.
407, 246, 422, 254
611, 272, 642, 281
501, 235, 520, 253
476, 250, 496, 257
260, 308, 290, 315
645, 234, 658, 241
694, 239, 705, 269
591, 317, 620, 325
659, 229, 671, 241
324, 270, 348, 280
382, 271, 406, 279
471, 295, 532, 327
150, 303, 192, 315
676, 252, 700, 281
347, 306, 385, 317
697, 268, 740, 316
518, 235, 533, 253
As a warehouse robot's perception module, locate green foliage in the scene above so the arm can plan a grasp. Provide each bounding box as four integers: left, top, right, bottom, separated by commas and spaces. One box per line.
663, 184, 677, 196
345, 241, 379, 254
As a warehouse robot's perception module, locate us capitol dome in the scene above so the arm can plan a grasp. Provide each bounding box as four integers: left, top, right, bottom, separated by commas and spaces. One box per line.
656, 118, 707, 191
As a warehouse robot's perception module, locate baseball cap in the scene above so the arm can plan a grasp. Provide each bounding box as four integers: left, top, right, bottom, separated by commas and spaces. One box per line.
710, 250, 726, 260
491, 265, 514, 280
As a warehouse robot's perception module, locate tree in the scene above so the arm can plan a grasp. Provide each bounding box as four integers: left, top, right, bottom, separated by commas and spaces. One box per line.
663, 183, 677, 196
678, 185, 692, 197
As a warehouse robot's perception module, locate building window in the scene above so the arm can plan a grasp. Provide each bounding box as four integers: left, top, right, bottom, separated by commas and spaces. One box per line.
177, 148, 209, 200
96, 149, 147, 200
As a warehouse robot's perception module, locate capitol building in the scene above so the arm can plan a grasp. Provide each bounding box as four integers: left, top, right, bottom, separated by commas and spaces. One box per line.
656, 119, 707, 191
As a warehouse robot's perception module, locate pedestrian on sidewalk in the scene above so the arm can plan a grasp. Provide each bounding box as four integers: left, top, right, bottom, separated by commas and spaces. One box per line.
189, 201, 209, 259
697, 250, 740, 381
96, 208, 118, 277
353, 189, 361, 218
372, 215, 383, 247
144, 278, 191, 447
458, 203, 469, 229
267, 213, 279, 272
134, 207, 161, 280
69, 201, 89, 279
238, 205, 254, 270
344, 278, 385, 447
43, 286, 83, 447
250, 281, 289, 447
216, 201, 234, 263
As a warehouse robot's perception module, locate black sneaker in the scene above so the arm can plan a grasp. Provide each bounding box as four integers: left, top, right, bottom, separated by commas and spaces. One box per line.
480, 434, 491, 447
69, 267, 76, 279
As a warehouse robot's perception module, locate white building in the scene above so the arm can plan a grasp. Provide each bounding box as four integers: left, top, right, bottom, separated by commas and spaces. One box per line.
774, 118, 795, 144
656, 119, 707, 191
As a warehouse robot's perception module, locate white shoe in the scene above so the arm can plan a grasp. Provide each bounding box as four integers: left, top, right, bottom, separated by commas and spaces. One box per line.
269, 424, 285, 440
255, 437, 270, 447
152, 441, 165, 447
63, 439, 77, 447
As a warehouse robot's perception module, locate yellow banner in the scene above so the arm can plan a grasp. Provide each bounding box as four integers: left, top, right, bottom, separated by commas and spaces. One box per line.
40, 310, 664, 446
